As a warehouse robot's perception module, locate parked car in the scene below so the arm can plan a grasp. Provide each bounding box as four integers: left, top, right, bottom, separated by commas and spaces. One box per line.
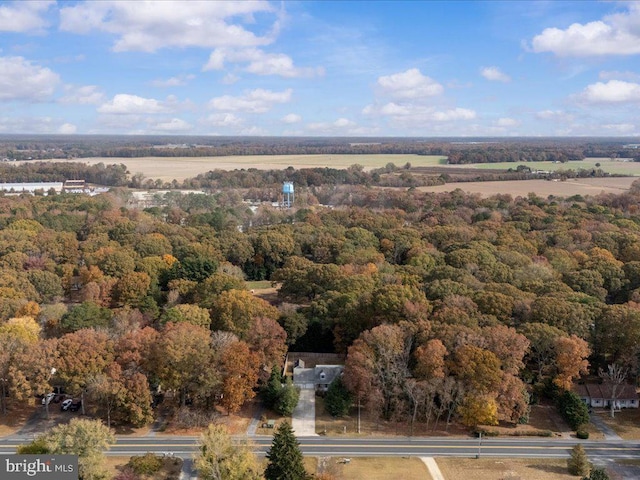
61, 399, 73, 411
68, 400, 82, 412
41, 393, 55, 405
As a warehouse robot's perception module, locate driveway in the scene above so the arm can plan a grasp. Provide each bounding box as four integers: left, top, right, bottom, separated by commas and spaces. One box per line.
292, 388, 317, 436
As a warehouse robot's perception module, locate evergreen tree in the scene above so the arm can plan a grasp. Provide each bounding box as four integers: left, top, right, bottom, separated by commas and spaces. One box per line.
568, 444, 590, 476
264, 421, 308, 480
275, 376, 300, 416
324, 377, 353, 417
264, 365, 282, 409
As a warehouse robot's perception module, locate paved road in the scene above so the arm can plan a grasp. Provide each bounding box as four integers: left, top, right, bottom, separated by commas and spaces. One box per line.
2, 435, 640, 461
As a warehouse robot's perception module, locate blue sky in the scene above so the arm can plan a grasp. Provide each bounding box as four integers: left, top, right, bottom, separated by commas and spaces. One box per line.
1, 0, 639, 136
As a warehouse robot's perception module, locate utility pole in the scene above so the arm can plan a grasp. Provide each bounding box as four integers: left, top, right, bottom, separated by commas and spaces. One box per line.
357, 395, 361, 434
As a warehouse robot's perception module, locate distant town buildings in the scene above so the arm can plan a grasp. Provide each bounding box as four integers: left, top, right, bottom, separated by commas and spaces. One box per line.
0, 181, 109, 196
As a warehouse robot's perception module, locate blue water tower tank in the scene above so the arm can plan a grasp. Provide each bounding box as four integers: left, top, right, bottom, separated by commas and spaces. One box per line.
283, 182, 294, 194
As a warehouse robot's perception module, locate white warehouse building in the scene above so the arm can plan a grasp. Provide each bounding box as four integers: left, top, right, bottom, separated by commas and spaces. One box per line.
0, 182, 64, 194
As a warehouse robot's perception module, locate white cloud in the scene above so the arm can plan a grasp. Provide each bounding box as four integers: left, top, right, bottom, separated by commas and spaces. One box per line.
282, 113, 301, 124
59, 1, 277, 53
59, 85, 105, 105
306, 118, 365, 135
576, 80, 640, 104
204, 113, 244, 127
535, 109, 574, 122
0, 116, 65, 133
377, 68, 443, 99
150, 74, 195, 87
208, 88, 292, 113
204, 47, 322, 78
151, 118, 192, 132
495, 117, 520, 127
599, 70, 640, 82
364, 103, 476, 123
481, 66, 511, 83
0, 56, 59, 101
0, 1, 53, 34
602, 123, 636, 134
530, 3, 640, 57
333, 118, 355, 128
97, 94, 176, 114
58, 123, 77, 134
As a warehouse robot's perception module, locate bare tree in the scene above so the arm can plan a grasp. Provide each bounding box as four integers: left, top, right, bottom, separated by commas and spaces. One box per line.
599, 363, 628, 418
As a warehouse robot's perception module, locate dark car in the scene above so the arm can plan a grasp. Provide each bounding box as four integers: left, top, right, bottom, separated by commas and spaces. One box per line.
68, 400, 82, 412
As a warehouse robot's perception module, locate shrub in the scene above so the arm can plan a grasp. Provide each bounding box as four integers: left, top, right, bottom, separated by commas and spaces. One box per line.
583, 467, 610, 480
127, 453, 163, 476
576, 429, 590, 439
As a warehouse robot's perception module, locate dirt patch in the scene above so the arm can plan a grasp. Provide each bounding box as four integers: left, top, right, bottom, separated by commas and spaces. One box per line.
0, 403, 39, 437
416, 177, 636, 198
315, 396, 468, 438
105, 454, 183, 480
159, 400, 255, 436
322, 457, 430, 480
436, 458, 577, 480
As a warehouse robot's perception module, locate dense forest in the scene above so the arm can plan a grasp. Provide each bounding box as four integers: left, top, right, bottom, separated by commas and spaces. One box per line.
0, 134, 638, 163
2, 167, 640, 433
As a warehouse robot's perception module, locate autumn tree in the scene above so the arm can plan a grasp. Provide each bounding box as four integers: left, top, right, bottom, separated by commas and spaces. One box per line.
42, 418, 115, 480
195, 424, 262, 480
343, 324, 411, 420
554, 335, 590, 390
220, 340, 260, 414
413, 339, 447, 380
153, 322, 216, 406
209, 289, 279, 339
160, 303, 212, 328
457, 395, 498, 427
56, 329, 114, 415
245, 316, 287, 377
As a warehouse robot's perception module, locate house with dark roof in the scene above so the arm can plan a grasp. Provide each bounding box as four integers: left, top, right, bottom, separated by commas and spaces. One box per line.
573, 383, 639, 409
292, 359, 344, 392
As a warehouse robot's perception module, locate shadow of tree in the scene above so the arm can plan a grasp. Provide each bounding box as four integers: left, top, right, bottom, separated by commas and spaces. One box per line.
527, 463, 568, 475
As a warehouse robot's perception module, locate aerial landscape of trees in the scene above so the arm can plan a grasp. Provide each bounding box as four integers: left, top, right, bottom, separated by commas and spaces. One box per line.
1, 142, 640, 476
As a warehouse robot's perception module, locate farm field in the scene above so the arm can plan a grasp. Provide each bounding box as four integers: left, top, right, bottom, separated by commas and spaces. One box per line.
41, 154, 446, 181
458, 157, 640, 175
417, 177, 637, 197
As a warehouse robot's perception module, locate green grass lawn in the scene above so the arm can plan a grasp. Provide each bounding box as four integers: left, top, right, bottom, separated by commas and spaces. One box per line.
246, 280, 273, 290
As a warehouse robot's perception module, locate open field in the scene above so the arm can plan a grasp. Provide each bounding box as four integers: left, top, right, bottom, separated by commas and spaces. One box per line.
436, 457, 577, 480
463, 157, 640, 175
417, 177, 637, 197
40, 154, 446, 181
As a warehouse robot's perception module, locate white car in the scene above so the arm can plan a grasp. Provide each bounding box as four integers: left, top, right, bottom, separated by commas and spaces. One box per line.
61, 399, 73, 411
42, 393, 55, 405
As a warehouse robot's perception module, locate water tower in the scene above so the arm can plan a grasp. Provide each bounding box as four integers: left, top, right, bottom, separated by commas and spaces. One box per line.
282, 182, 294, 208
